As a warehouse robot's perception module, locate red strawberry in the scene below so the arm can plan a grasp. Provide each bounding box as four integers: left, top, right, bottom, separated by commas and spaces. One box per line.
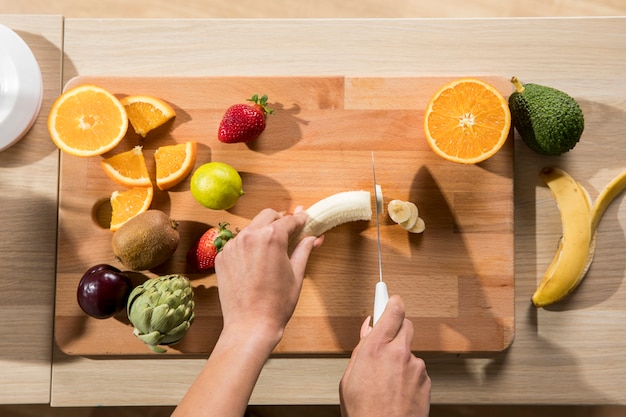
186, 223, 234, 270
218, 94, 274, 143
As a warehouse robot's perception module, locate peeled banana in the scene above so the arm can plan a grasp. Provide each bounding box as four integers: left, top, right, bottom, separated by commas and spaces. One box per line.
297, 190, 372, 240
388, 199, 425, 233
532, 167, 626, 307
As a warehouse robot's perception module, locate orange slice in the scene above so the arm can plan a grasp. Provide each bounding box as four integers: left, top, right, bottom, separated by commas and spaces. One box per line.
101, 145, 152, 188
48, 84, 128, 157
424, 78, 511, 164
119, 95, 176, 137
110, 186, 153, 231
154, 141, 197, 191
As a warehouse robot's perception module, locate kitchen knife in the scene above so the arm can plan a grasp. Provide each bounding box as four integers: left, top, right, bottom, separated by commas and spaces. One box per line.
371, 152, 389, 325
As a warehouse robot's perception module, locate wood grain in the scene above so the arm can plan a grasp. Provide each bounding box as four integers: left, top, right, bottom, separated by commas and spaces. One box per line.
54, 75, 514, 355
3, 0, 626, 18
0, 15, 63, 404
50, 17, 626, 407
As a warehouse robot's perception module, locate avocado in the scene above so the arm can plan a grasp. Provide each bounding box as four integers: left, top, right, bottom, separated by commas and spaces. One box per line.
508, 77, 584, 156
112, 210, 180, 271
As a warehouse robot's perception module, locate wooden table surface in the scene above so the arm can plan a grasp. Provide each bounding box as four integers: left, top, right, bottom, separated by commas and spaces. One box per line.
0, 15, 63, 405
2, 16, 626, 407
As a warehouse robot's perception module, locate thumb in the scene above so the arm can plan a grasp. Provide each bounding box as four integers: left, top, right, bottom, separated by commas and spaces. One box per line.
370, 295, 406, 344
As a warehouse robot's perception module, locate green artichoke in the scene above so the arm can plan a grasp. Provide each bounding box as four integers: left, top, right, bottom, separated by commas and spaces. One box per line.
127, 274, 195, 353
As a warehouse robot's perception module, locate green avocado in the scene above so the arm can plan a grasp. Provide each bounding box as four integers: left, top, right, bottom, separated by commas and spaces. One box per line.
508, 77, 584, 156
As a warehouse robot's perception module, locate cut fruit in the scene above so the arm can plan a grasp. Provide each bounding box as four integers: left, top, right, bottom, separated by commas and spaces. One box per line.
424, 78, 511, 164
388, 199, 425, 234
154, 141, 197, 190
110, 186, 154, 232
120, 95, 176, 137
101, 145, 151, 188
47, 84, 128, 157
399, 202, 419, 229
375, 184, 384, 215
387, 200, 412, 224
405, 217, 426, 233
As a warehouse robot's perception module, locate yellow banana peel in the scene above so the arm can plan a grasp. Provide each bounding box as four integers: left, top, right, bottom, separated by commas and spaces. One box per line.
591, 169, 626, 230
532, 168, 593, 307
532, 167, 626, 308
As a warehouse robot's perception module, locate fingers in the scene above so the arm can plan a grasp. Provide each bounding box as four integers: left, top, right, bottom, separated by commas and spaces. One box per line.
273, 210, 308, 238
246, 208, 285, 229
247, 207, 307, 236
289, 235, 318, 279
230, 206, 318, 282
399, 316, 415, 347
370, 295, 406, 344
360, 315, 372, 339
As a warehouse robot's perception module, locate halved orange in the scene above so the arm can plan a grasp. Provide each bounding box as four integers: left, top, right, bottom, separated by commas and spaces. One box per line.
110, 186, 153, 231
424, 78, 511, 164
119, 95, 176, 137
101, 145, 151, 187
154, 141, 197, 191
48, 84, 128, 157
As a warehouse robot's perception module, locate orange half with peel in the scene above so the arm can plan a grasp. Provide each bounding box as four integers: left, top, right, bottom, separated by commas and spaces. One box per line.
424, 78, 511, 164
48, 84, 128, 157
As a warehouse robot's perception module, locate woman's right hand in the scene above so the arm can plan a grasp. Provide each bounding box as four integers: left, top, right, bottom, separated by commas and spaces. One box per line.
339, 295, 431, 417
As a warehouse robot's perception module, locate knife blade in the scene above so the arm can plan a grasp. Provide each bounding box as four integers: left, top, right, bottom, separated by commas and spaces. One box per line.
371, 152, 389, 325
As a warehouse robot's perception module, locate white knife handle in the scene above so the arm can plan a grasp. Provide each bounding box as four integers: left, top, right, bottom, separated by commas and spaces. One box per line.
373, 281, 389, 326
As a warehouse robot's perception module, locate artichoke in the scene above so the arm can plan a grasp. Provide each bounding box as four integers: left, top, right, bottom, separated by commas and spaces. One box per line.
127, 274, 195, 353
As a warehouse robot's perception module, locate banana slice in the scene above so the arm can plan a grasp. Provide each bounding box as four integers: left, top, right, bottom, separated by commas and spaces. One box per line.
399, 202, 419, 230
388, 200, 412, 223
405, 216, 426, 233
375, 184, 384, 215
387, 199, 425, 234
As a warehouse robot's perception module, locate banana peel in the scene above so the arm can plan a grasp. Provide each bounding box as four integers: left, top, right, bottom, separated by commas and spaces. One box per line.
591, 169, 626, 230
532, 167, 593, 307
532, 167, 626, 307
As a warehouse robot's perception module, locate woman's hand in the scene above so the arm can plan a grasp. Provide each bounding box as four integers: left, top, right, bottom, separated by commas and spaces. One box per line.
215, 208, 322, 346
339, 295, 431, 417
173, 208, 322, 417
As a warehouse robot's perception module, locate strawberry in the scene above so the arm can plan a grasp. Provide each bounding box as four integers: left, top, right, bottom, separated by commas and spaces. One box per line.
218, 94, 274, 143
186, 223, 234, 270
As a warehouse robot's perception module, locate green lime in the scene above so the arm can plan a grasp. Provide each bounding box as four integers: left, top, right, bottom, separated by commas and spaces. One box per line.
190, 162, 244, 210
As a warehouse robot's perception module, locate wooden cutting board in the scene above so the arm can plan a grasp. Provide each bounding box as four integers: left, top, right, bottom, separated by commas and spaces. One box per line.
54, 75, 514, 355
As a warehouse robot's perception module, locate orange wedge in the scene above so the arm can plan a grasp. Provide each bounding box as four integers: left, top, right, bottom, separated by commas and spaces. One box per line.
101, 145, 151, 188
154, 141, 197, 190
119, 95, 176, 137
48, 84, 128, 157
424, 78, 511, 164
110, 186, 153, 231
